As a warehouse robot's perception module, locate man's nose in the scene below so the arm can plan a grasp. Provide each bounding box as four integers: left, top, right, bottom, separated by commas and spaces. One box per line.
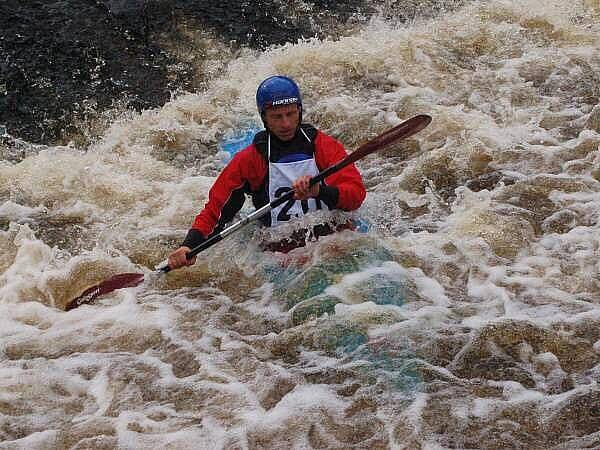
281, 115, 293, 127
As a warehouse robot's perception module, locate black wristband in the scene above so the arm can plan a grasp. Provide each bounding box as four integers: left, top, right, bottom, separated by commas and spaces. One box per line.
317, 184, 339, 209
181, 228, 206, 249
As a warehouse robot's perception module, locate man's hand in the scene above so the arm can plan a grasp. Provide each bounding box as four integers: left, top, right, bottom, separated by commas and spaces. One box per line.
292, 175, 319, 200
168, 246, 197, 269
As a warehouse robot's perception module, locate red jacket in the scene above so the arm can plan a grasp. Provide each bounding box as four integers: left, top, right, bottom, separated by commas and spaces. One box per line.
190, 128, 366, 238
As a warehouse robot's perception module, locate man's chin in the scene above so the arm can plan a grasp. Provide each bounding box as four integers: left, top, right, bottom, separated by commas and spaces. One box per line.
277, 132, 294, 141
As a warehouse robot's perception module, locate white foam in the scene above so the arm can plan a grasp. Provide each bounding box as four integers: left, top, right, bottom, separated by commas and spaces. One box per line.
1, 0, 599, 447
0, 429, 60, 449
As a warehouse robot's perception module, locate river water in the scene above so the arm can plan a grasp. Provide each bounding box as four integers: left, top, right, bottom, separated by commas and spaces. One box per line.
1, 1, 599, 448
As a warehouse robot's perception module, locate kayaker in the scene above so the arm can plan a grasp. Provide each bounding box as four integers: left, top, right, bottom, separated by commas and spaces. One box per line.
168, 75, 366, 269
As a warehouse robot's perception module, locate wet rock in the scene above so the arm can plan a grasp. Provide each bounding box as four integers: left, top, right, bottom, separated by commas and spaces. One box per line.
0, 133, 45, 164
1, 0, 174, 143
1, 0, 472, 145
0, 0, 373, 145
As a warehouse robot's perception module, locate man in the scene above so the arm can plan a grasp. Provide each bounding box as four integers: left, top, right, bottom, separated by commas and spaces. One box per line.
168, 75, 366, 269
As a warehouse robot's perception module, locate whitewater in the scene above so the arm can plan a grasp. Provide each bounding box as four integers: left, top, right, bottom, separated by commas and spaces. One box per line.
1, 0, 599, 448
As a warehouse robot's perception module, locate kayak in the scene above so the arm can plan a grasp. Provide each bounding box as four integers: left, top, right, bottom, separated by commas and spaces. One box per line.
219, 124, 262, 162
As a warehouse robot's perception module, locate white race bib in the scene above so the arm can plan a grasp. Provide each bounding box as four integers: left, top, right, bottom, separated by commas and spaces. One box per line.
267, 133, 330, 227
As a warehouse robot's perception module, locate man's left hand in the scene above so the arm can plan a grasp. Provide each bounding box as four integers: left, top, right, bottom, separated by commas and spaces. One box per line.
293, 175, 320, 200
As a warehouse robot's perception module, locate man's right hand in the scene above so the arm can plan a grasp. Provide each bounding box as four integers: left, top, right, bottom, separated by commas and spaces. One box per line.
168, 246, 197, 269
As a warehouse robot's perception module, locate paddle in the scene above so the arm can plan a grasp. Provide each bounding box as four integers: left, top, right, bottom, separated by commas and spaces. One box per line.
65, 114, 431, 311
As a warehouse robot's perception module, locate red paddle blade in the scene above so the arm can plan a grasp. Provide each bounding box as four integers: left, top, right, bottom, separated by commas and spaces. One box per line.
65, 272, 144, 311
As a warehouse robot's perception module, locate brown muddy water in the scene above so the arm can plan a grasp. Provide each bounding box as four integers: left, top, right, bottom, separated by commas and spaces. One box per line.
1, 1, 599, 448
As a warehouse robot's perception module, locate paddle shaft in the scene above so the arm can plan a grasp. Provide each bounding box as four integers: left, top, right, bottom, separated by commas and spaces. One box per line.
156, 114, 432, 272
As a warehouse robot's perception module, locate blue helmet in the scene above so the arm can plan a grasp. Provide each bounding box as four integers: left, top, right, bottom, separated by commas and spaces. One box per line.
256, 76, 302, 115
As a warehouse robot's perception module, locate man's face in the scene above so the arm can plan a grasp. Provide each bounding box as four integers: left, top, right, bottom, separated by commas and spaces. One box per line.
264, 103, 300, 141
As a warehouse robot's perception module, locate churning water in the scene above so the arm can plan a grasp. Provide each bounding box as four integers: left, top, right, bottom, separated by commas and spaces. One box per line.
1, 1, 599, 448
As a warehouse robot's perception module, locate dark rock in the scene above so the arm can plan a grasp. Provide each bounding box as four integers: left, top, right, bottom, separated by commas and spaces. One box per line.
0, 0, 373, 144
